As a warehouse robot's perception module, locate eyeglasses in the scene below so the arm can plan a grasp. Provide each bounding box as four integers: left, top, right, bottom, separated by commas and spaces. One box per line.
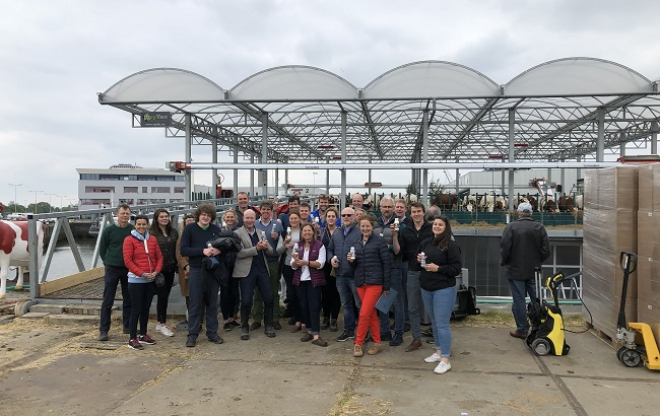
341, 214, 352, 217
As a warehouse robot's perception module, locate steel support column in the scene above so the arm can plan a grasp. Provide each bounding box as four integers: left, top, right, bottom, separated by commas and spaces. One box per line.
211, 128, 218, 197
422, 111, 429, 207
340, 111, 347, 209
652, 121, 658, 155
508, 108, 515, 211
261, 112, 268, 196
233, 140, 238, 198
597, 107, 605, 161
185, 113, 192, 199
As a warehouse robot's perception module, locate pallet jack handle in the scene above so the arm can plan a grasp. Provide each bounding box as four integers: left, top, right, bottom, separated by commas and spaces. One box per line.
616, 252, 637, 330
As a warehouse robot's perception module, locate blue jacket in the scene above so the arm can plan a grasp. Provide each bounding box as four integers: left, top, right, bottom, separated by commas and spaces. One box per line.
327, 224, 361, 277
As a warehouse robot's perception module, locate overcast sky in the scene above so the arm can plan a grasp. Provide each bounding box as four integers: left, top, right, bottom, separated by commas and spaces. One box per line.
2, 0, 660, 208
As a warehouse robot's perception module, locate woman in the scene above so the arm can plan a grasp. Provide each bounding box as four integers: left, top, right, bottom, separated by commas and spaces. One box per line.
320, 207, 341, 332
282, 210, 303, 332
221, 209, 239, 231
150, 209, 179, 337
348, 215, 391, 357
417, 216, 462, 374
176, 214, 196, 319
291, 223, 327, 347
123, 215, 163, 350
219, 210, 240, 330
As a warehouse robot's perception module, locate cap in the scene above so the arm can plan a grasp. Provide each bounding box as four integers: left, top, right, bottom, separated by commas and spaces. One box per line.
517, 202, 533, 213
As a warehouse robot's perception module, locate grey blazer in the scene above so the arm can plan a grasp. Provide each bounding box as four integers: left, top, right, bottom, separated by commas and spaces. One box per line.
232, 226, 275, 278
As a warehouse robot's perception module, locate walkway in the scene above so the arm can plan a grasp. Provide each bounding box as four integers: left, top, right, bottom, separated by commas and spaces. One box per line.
0, 313, 657, 415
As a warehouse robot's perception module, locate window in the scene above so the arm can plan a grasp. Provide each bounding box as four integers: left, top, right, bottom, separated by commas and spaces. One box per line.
156, 175, 175, 181
99, 174, 120, 180
142, 187, 148, 193
174, 187, 185, 193
85, 186, 115, 193
151, 186, 170, 193
124, 187, 138, 193
80, 174, 100, 180
138, 175, 156, 181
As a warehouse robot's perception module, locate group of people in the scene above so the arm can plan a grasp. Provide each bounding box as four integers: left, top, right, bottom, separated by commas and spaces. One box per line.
97, 192, 550, 376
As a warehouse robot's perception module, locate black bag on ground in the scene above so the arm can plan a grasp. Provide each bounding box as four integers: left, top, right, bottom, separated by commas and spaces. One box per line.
451, 285, 480, 320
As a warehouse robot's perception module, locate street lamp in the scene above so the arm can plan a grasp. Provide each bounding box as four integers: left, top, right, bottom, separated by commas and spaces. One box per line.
45, 193, 56, 213
8, 183, 22, 213
59, 195, 67, 211
29, 190, 43, 214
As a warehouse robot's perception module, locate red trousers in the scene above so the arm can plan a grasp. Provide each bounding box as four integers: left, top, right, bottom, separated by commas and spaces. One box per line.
356, 285, 382, 346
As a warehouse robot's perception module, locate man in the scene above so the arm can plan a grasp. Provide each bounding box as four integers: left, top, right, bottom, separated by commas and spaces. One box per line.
327, 207, 362, 342
233, 209, 277, 340
235, 192, 260, 227
253, 200, 286, 330
393, 202, 433, 352
500, 201, 551, 339
311, 195, 340, 229
394, 198, 412, 331
374, 197, 406, 347
98, 204, 134, 341
351, 194, 364, 210
394, 199, 412, 228
298, 203, 312, 223
278, 195, 300, 230
179, 203, 224, 347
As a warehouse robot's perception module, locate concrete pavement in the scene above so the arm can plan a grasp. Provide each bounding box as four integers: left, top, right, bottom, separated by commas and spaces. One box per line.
1, 313, 659, 416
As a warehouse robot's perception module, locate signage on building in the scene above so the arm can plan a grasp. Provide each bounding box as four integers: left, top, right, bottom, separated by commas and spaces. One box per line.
140, 112, 172, 127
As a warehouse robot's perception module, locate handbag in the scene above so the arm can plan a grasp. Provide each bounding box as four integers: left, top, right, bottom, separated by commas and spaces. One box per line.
154, 273, 166, 287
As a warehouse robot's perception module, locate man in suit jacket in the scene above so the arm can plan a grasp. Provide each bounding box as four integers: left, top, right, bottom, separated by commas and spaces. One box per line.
233, 209, 276, 340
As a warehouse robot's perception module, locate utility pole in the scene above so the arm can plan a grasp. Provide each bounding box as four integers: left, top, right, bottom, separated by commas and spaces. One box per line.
29, 190, 43, 214
8, 183, 22, 213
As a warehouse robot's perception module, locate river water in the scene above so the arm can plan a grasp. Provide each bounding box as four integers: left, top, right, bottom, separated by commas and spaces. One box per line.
42, 238, 98, 281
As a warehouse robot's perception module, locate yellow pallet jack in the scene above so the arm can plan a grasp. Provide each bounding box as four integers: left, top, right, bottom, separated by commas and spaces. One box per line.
615, 252, 660, 370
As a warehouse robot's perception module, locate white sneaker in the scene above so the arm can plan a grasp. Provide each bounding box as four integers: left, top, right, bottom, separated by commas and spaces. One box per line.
156, 323, 175, 337
434, 361, 451, 374
424, 353, 442, 363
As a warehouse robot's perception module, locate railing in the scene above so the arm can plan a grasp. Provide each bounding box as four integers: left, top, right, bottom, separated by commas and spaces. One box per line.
25, 195, 313, 299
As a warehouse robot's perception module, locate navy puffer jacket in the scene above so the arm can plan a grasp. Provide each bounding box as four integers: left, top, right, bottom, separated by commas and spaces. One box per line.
350, 233, 391, 291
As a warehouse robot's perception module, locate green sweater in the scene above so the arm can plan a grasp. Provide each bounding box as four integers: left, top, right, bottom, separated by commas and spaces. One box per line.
99, 223, 134, 267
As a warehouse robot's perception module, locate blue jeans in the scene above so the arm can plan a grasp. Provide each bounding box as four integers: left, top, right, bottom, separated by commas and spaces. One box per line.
406, 270, 423, 341
336, 275, 361, 332
240, 268, 274, 325
400, 262, 409, 323
509, 279, 537, 334
187, 267, 220, 339
379, 265, 405, 335
421, 286, 456, 359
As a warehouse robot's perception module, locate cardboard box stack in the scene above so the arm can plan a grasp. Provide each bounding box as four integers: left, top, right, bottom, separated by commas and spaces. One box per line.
583, 165, 638, 339
637, 163, 660, 342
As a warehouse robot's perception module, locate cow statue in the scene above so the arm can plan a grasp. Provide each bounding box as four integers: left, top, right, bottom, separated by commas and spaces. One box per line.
0, 220, 45, 299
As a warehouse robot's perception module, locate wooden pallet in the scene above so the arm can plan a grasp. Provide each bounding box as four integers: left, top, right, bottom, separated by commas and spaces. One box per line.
587, 323, 618, 348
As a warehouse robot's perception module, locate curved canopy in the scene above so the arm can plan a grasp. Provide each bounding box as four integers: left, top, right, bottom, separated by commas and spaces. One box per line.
231, 66, 358, 101
100, 68, 226, 103
363, 61, 499, 99
99, 58, 660, 165
505, 58, 652, 96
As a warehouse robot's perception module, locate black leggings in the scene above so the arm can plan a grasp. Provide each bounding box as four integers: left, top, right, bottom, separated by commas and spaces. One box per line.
282, 265, 300, 322
321, 264, 341, 320
155, 270, 176, 323
128, 281, 156, 340
220, 278, 240, 320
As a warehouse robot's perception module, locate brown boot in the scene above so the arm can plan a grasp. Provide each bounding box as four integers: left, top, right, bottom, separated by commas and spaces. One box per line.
405, 339, 423, 352
353, 344, 364, 357
367, 344, 383, 355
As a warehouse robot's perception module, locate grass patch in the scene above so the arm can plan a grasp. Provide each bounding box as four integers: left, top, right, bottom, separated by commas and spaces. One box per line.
451, 310, 587, 331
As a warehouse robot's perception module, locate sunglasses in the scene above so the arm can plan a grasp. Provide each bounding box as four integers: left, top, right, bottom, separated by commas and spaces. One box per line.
341, 214, 353, 217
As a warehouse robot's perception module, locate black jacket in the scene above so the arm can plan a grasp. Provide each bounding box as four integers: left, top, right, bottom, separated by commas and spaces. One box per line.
397, 221, 433, 271
417, 238, 462, 291
500, 217, 551, 281
349, 233, 391, 291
